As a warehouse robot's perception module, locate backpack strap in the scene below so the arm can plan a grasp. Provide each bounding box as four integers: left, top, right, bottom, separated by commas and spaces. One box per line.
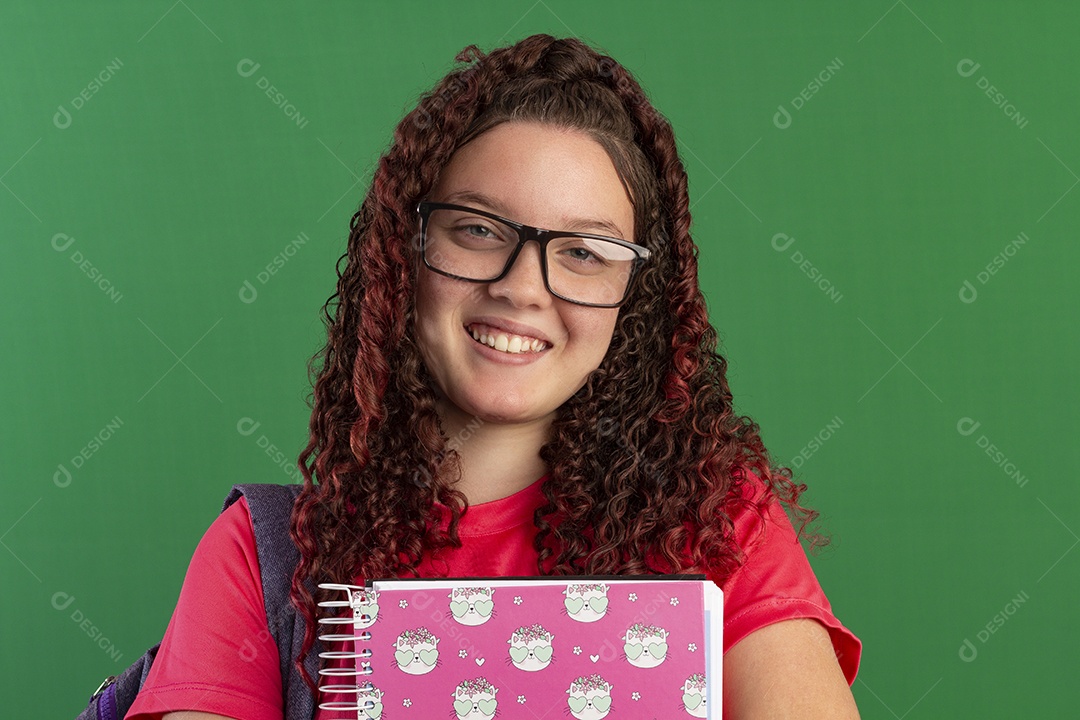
224, 483, 323, 720
74, 644, 159, 720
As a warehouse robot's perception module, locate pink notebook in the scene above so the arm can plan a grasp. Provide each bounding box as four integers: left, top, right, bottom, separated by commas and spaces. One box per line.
316, 576, 723, 719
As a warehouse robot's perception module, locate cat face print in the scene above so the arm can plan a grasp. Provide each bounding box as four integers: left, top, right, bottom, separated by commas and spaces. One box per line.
394, 627, 439, 675
507, 624, 554, 671
453, 678, 498, 719
449, 586, 495, 626
566, 675, 613, 720
623, 623, 669, 669
349, 588, 379, 630
681, 673, 707, 718
563, 583, 609, 623
356, 684, 384, 720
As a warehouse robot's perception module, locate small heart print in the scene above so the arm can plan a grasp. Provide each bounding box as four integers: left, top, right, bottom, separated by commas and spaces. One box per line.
475, 657, 485, 666
589, 654, 600, 663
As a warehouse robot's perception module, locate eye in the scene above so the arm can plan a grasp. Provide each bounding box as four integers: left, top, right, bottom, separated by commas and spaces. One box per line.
454, 222, 504, 242
564, 247, 599, 263
465, 224, 494, 237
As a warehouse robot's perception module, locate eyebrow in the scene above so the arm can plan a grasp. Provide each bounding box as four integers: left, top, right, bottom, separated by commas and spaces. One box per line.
441, 190, 628, 239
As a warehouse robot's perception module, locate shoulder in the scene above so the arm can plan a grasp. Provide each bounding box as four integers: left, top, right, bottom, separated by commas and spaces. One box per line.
201, 495, 257, 556
183, 496, 261, 595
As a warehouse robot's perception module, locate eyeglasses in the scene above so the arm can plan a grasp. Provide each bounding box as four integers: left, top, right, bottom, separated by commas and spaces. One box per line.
416, 201, 651, 308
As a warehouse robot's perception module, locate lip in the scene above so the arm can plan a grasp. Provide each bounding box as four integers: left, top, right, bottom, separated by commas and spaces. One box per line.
464, 316, 554, 346
464, 326, 548, 364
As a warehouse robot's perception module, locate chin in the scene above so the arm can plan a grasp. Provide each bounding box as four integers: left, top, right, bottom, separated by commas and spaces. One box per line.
466, 394, 554, 425
470, 404, 543, 425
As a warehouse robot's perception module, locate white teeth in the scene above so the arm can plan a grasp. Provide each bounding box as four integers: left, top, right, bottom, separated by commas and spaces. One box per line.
466, 325, 548, 355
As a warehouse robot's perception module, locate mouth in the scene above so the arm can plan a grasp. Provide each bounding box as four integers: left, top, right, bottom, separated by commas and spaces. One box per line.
464, 322, 549, 355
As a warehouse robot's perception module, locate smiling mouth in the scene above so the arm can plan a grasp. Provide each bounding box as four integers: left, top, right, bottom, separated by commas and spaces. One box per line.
465, 323, 549, 354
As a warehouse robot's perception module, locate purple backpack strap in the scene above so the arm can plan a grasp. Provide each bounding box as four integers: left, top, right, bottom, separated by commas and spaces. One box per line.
224, 483, 323, 720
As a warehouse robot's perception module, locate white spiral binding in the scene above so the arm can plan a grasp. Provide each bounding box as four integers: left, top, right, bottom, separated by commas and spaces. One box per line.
316, 582, 378, 715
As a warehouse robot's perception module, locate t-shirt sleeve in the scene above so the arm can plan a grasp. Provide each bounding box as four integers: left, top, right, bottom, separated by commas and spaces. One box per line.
718, 477, 863, 685
125, 496, 284, 720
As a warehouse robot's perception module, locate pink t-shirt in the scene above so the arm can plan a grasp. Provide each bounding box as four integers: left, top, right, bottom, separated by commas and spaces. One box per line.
125, 475, 861, 719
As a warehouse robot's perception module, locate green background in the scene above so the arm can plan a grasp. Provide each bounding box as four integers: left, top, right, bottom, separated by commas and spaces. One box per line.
3, 1, 1076, 717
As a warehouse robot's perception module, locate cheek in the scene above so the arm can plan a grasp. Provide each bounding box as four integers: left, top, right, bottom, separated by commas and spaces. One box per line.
567, 307, 620, 361
414, 271, 460, 360
413, 280, 438, 350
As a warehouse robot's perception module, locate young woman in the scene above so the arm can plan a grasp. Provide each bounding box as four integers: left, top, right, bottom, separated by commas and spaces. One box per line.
127, 34, 861, 720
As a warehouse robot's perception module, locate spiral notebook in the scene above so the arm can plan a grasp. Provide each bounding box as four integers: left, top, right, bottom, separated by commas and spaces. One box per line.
316, 575, 723, 719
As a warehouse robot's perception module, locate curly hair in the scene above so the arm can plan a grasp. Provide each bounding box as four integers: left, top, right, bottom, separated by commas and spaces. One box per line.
287, 33, 828, 696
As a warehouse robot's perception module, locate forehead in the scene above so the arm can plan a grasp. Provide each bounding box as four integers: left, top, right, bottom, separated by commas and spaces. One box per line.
431, 121, 634, 239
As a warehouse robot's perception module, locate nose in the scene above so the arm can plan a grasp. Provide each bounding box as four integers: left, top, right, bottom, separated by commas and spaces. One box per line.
487, 241, 551, 308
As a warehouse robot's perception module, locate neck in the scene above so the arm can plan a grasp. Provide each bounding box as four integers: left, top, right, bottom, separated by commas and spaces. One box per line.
436, 400, 550, 505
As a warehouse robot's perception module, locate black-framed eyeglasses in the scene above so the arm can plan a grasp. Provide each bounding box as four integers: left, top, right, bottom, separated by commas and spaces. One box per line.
416, 201, 651, 308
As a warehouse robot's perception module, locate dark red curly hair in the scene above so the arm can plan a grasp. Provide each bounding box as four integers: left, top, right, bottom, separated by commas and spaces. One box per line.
288, 33, 828, 696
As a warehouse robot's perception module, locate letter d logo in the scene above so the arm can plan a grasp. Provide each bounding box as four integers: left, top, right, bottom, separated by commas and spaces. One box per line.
956, 59, 981, 78
958, 279, 978, 304
773, 104, 792, 130
54, 464, 72, 488
53, 105, 72, 130
238, 279, 258, 304
771, 232, 795, 252
52, 591, 76, 611
239, 638, 258, 662
958, 638, 978, 662
237, 417, 261, 436
236, 58, 261, 78
51, 233, 75, 252
956, 417, 981, 437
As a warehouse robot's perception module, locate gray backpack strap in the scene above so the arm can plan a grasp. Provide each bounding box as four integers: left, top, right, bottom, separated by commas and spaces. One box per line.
224, 483, 323, 720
